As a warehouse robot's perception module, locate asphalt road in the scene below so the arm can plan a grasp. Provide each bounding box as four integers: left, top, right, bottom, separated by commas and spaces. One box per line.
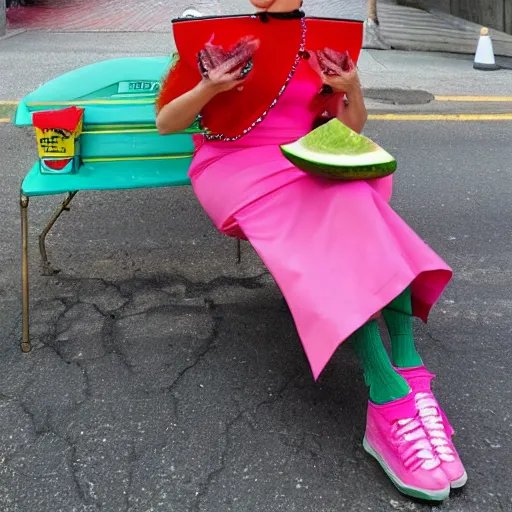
1, 109, 512, 510
1, 11, 512, 511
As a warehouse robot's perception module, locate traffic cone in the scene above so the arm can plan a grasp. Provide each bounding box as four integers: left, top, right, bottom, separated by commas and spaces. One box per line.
473, 27, 500, 71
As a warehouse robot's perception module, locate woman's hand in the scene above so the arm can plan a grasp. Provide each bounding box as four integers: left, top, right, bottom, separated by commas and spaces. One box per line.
202, 57, 249, 95
322, 69, 361, 96
157, 37, 259, 135
309, 49, 362, 96
199, 37, 260, 95
156, 57, 246, 135
308, 49, 367, 134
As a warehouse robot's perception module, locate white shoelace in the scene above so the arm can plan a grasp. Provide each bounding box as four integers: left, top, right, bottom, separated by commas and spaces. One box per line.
393, 416, 441, 471
415, 392, 456, 463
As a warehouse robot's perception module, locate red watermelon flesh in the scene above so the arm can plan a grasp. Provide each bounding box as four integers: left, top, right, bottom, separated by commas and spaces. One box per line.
197, 36, 260, 78
316, 48, 355, 75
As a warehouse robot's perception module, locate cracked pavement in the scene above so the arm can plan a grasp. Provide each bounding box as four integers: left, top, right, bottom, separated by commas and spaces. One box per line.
1, 22, 512, 512
4, 248, 511, 511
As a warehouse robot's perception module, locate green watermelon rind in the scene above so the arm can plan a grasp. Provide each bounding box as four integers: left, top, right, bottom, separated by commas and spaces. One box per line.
280, 118, 397, 181
280, 148, 397, 181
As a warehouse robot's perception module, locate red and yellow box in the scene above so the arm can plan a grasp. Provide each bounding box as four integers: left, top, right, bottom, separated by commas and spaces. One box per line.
32, 106, 84, 174
33, 106, 84, 158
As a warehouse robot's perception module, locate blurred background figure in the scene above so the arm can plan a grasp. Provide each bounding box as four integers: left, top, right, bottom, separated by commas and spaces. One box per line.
364, 0, 391, 49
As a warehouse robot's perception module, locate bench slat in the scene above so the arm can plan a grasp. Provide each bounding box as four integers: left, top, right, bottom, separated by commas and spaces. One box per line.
22, 157, 193, 197
80, 131, 195, 159
82, 104, 156, 126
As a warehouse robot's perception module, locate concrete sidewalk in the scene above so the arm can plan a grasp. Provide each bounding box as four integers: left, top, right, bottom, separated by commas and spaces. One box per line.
359, 50, 512, 97
375, 1, 512, 57
5, 0, 512, 57
1, 31, 511, 104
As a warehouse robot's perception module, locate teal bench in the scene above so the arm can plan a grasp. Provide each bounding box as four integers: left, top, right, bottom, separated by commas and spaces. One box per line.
15, 56, 241, 353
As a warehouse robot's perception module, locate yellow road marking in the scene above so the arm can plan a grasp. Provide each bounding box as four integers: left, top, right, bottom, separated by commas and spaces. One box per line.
5, 114, 512, 124
3, 105, 512, 125
368, 113, 512, 121
2, 95, 511, 107
19, 96, 512, 107
435, 95, 512, 102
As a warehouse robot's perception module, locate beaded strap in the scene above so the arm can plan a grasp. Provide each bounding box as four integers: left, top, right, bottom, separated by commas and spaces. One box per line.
204, 17, 307, 142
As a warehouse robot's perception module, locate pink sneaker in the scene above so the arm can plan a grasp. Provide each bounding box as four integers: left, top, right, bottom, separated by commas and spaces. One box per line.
364, 393, 451, 501
397, 366, 467, 489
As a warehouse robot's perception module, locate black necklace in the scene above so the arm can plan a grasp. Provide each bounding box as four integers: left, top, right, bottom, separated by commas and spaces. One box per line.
255, 9, 305, 23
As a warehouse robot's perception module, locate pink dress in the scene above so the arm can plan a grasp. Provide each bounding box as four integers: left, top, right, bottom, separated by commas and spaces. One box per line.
189, 60, 452, 380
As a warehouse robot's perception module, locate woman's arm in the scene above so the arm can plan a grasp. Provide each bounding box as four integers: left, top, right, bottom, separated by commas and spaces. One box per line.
333, 87, 368, 134
156, 56, 252, 135
323, 72, 367, 134
156, 81, 218, 135
308, 52, 368, 134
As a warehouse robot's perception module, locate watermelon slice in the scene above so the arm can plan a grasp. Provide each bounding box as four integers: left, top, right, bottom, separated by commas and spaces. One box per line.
280, 118, 396, 181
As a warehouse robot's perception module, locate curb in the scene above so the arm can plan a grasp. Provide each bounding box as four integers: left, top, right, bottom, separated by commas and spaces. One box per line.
0, 28, 25, 41
367, 4, 512, 58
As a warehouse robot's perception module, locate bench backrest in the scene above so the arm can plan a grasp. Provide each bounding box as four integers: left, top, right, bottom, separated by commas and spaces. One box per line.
15, 57, 200, 166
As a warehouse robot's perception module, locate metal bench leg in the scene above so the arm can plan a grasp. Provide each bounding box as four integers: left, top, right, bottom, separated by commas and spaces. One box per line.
39, 191, 77, 275
20, 194, 31, 353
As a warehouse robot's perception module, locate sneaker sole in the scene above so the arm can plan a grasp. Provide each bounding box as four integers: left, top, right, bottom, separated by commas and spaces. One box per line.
363, 436, 450, 502
450, 470, 468, 489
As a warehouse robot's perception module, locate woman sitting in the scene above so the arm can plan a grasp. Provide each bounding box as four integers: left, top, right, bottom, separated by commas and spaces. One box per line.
156, 0, 466, 501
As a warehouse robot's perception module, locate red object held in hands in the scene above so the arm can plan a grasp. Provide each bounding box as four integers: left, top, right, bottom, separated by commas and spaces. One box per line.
316, 48, 355, 75
157, 16, 363, 138
197, 36, 259, 78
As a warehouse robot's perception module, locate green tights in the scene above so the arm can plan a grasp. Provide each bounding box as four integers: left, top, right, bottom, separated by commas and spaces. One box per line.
383, 287, 423, 369
350, 287, 423, 405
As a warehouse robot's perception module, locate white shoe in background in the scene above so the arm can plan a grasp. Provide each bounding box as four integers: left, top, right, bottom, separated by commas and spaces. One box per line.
181, 8, 204, 18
